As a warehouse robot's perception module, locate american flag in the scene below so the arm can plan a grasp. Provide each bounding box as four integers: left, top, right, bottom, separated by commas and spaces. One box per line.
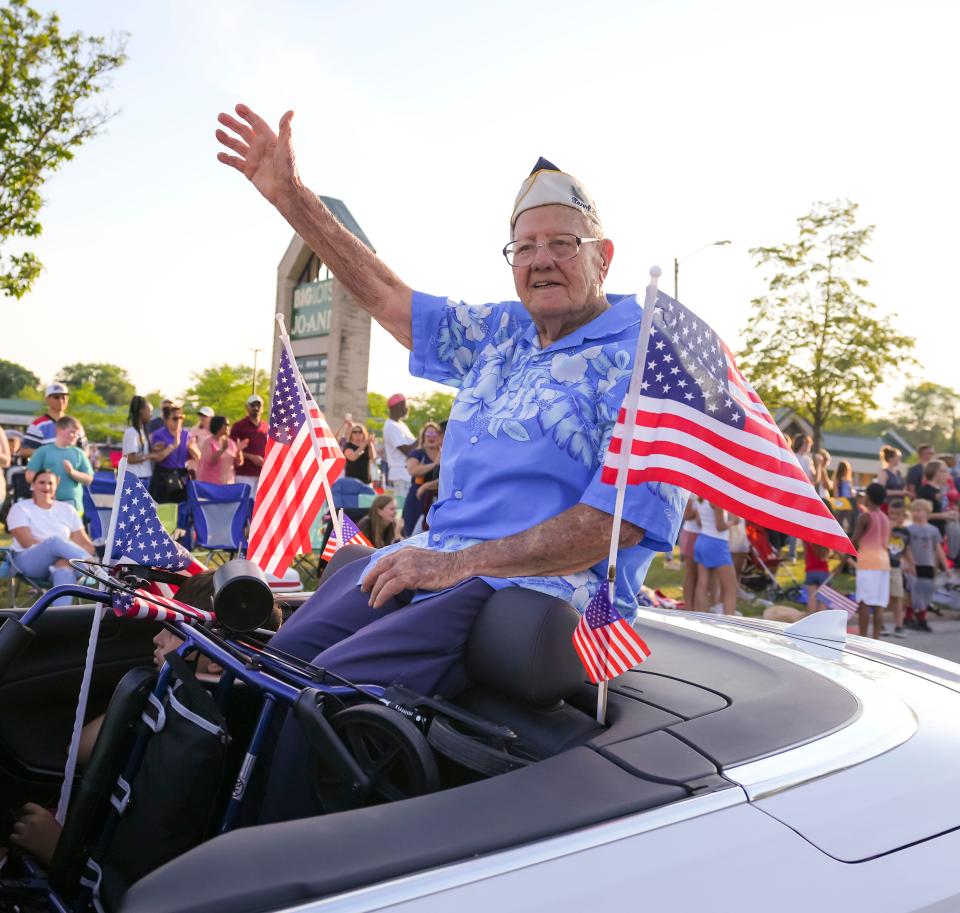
603, 291, 854, 555
320, 511, 372, 562
814, 583, 857, 616
247, 349, 345, 576
112, 589, 215, 624
573, 586, 651, 684
109, 471, 205, 616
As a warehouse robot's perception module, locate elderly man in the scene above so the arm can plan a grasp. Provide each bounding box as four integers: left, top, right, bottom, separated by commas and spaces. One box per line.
217, 106, 684, 681
218, 106, 686, 822
21, 383, 86, 458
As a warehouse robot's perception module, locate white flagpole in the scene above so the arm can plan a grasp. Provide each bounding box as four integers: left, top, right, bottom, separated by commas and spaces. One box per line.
597, 266, 662, 725
275, 313, 344, 546
56, 456, 128, 823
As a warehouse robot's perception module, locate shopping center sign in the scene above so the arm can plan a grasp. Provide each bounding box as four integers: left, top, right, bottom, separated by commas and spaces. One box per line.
291, 279, 333, 339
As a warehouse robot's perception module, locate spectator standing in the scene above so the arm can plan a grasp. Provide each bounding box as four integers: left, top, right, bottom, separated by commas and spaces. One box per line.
357, 494, 403, 548
230, 395, 268, 496
145, 399, 173, 436
21, 383, 85, 458
905, 499, 948, 632
187, 406, 215, 474
0, 426, 10, 506
197, 416, 244, 485
886, 500, 910, 637
876, 446, 906, 500
334, 413, 355, 447
401, 421, 443, 536
915, 460, 958, 539
6, 470, 96, 605
852, 483, 891, 639
906, 444, 935, 499
814, 449, 832, 499
122, 396, 157, 482
25, 417, 93, 514
937, 454, 960, 563
149, 404, 199, 504
693, 499, 738, 615
382, 393, 415, 496
803, 540, 830, 612
343, 423, 376, 484
679, 498, 701, 612
785, 434, 815, 560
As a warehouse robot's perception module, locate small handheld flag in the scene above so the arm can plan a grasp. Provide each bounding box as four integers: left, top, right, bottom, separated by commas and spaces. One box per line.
321, 511, 372, 562
572, 586, 651, 684
814, 583, 858, 616
112, 589, 215, 624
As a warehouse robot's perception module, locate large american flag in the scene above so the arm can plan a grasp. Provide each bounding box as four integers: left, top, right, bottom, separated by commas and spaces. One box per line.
573, 586, 651, 683
320, 511, 372, 562
603, 291, 854, 555
247, 348, 345, 576
109, 471, 206, 617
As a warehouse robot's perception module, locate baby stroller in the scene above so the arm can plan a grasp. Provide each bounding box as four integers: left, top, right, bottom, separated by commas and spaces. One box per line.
739, 523, 803, 603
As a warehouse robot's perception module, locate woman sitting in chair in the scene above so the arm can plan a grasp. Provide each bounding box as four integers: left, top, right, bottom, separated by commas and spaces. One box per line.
6, 469, 95, 605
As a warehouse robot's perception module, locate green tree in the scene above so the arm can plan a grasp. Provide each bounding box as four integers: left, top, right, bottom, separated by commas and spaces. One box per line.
894, 381, 960, 452
366, 392, 387, 435
184, 364, 260, 422
56, 361, 134, 405
68, 382, 125, 441
407, 390, 455, 438
738, 199, 914, 451
0, 1, 127, 298
0, 357, 39, 397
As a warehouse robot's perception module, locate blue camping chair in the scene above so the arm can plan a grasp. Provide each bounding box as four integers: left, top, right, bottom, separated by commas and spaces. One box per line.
185, 481, 251, 565
83, 473, 117, 546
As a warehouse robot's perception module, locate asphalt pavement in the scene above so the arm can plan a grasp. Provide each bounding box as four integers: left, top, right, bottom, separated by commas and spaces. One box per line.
864, 610, 960, 664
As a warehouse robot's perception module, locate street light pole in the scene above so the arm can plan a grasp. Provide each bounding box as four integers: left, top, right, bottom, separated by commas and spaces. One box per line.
250, 348, 263, 396
673, 239, 732, 301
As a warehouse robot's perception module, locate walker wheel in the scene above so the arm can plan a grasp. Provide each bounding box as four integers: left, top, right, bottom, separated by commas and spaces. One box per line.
312, 704, 439, 812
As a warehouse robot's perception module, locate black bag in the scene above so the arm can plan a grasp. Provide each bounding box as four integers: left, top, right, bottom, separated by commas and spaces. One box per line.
150, 467, 188, 504
95, 652, 230, 909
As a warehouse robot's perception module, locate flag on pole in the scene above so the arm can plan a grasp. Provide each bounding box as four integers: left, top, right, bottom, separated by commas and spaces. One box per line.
247, 349, 345, 576
112, 589, 215, 624
320, 511, 372, 562
573, 586, 651, 684
601, 290, 854, 555
814, 583, 858, 615
111, 472, 206, 584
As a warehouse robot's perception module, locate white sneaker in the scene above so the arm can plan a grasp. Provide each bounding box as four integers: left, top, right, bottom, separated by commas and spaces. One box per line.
709, 603, 724, 615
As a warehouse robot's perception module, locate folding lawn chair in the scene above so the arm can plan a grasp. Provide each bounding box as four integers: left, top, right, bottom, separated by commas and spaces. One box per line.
185, 481, 251, 565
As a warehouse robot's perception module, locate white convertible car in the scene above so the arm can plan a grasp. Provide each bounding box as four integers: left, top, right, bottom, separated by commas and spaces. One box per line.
3, 591, 960, 913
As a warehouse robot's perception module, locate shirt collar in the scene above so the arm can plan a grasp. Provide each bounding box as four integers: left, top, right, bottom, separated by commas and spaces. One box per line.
525, 293, 641, 353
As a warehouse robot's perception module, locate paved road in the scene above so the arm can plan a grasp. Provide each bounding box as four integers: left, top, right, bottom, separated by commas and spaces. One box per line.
861, 610, 960, 664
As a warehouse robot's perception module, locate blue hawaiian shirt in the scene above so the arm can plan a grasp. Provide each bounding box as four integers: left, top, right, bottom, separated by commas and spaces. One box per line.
360, 291, 686, 621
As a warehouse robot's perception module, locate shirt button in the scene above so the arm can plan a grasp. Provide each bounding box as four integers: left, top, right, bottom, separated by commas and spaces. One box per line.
470, 435, 478, 444
455, 490, 464, 499
432, 533, 441, 542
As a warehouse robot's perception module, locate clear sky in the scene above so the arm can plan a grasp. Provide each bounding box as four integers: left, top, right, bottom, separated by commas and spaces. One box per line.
7, 0, 957, 410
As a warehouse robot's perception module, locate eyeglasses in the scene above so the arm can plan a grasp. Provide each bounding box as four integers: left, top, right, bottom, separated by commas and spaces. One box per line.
502, 234, 601, 268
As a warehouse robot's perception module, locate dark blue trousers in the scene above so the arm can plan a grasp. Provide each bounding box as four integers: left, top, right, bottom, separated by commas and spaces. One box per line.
259, 557, 493, 823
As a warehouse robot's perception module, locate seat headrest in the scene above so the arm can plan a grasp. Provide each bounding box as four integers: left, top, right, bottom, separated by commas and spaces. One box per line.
466, 589, 583, 707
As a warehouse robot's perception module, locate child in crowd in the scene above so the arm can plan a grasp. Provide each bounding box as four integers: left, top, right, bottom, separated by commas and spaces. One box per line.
680, 498, 701, 611
905, 499, 948, 633
852, 482, 890, 639
24, 416, 93, 515
693, 498, 739, 615
886, 500, 911, 638
803, 540, 830, 612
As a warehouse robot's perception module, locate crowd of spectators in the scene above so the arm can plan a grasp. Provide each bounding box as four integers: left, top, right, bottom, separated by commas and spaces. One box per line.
0, 384, 451, 591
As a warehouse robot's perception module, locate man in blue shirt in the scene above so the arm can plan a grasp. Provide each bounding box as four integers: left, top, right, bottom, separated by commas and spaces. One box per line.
217, 107, 685, 702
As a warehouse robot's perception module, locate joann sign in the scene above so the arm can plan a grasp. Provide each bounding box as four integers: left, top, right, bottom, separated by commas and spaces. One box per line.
292, 279, 333, 339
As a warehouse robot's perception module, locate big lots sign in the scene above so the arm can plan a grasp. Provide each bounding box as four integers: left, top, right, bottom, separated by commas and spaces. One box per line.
292, 279, 333, 339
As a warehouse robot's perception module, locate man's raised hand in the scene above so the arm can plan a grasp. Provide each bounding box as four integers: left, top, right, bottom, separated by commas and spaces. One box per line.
216, 104, 298, 206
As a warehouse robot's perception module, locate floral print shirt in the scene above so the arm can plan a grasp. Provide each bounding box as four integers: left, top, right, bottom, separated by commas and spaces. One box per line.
361, 291, 686, 620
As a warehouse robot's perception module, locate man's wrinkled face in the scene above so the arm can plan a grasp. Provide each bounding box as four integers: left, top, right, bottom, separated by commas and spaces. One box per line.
510, 205, 611, 331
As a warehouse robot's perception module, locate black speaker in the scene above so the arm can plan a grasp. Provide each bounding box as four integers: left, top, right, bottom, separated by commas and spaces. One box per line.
212, 560, 274, 632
